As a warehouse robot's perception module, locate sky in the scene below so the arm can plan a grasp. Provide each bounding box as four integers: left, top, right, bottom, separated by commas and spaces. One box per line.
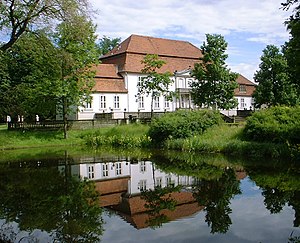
90, 0, 292, 81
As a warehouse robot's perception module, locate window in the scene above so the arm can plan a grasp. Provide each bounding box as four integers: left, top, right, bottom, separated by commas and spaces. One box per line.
102, 163, 109, 177
138, 180, 147, 191
114, 96, 120, 109
156, 177, 162, 188
100, 96, 106, 109
138, 96, 144, 109
88, 165, 94, 179
239, 84, 246, 93
138, 76, 144, 91
241, 98, 245, 108
154, 96, 160, 109
166, 175, 174, 187
140, 161, 146, 172
115, 162, 122, 175
85, 101, 92, 109
178, 78, 185, 88
164, 97, 170, 109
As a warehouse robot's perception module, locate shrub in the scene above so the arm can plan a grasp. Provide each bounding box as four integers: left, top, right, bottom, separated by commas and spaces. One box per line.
243, 106, 300, 144
147, 109, 223, 145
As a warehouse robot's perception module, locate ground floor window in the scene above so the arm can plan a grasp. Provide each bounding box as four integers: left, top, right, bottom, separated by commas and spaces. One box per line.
154, 96, 160, 109
100, 96, 106, 109
138, 96, 144, 109
114, 96, 120, 109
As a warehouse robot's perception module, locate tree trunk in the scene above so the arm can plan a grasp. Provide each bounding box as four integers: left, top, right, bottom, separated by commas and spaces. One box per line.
151, 92, 154, 118
63, 97, 68, 139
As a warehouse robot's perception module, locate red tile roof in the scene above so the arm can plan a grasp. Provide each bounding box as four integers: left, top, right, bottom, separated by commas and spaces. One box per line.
91, 64, 122, 78
102, 34, 203, 59
91, 64, 127, 93
93, 78, 127, 93
100, 34, 203, 73
236, 74, 255, 86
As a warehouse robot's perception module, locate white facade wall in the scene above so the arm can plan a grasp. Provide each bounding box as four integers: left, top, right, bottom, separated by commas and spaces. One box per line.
236, 96, 254, 111
78, 93, 128, 120
69, 160, 196, 196
77, 70, 253, 119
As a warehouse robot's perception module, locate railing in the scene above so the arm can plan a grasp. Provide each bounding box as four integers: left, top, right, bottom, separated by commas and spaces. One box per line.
8, 121, 66, 131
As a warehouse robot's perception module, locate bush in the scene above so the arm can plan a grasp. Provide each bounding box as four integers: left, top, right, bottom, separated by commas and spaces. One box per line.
147, 109, 223, 145
243, 106, 300, 144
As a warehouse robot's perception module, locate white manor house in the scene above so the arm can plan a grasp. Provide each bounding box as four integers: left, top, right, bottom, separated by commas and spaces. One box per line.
74, 34, 256, 120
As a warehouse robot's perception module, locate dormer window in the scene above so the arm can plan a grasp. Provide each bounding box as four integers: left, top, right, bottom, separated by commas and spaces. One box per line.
239, 84, 246, 93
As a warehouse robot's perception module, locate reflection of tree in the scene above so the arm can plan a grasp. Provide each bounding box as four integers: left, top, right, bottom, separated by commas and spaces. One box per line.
247, 165, 300, 229
262, 187, 292, 214
192, 168, 241, 234
0, 160, 103, 242
141, 186, 181, 229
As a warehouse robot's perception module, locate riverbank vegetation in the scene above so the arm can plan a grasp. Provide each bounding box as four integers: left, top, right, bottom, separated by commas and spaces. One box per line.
1, 107, 299, 161
85, 108, 299, 161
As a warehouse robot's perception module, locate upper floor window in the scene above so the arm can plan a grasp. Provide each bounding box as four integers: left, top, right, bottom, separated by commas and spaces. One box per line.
241, 98, 245, 108
100, 96, 106, 109
140, 161, 146, 173
239, 84, 246, 93
178, 78, 185, 88
114, 96, 120, 109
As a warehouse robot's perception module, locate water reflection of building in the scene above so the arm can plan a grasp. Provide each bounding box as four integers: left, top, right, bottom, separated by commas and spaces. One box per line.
68, 157, 246, 229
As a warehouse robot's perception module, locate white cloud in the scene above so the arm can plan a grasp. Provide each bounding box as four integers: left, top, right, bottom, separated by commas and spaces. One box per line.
91, 0, 290, 42
90, 0, 291, 78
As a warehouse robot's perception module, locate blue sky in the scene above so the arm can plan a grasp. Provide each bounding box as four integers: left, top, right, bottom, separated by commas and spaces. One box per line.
90, 0, 292, 80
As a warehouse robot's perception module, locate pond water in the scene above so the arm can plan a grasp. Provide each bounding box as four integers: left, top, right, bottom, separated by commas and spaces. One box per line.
0, 148, 299, 243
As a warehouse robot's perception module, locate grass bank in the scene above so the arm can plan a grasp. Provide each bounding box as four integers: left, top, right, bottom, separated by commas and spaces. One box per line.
165, 125, 292, 160
0, 124, 95, 150
85, 123, 296, 160
1, 123, 297, 161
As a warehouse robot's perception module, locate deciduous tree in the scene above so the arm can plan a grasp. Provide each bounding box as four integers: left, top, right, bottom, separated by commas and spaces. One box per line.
253, 45, 298, 107
282, 0, 300, 97
97, 36, 121, 55
54, 14, 99, 138
191, 34, 238, 110
138, 54, 173, 117
0, 0, 91, 51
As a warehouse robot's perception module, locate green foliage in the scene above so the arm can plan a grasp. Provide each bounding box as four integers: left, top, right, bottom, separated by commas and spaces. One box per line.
282, 0, 300, 98
97, 36, 121, 55
0, 163, 104, 242
0, 32, 60, 121
192, 168, 241, 234
253, 45, 298, 107
138, 54, 174, 115
147, 109, 223, 145
244, 106, 300, 144
0, 0, 91, 51
85, 124, 151, 148
191, 34, 238, 110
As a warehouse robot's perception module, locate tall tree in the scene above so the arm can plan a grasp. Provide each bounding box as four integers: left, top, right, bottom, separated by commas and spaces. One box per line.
54, 14, 99, 138
191, 34, 238, 110
282, 0, 300, 97
0, 32, 60, 121
138, 54, 173, 117
253, 45, 298, 107
0, 0, 91, 51
97, 36, 121, 55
